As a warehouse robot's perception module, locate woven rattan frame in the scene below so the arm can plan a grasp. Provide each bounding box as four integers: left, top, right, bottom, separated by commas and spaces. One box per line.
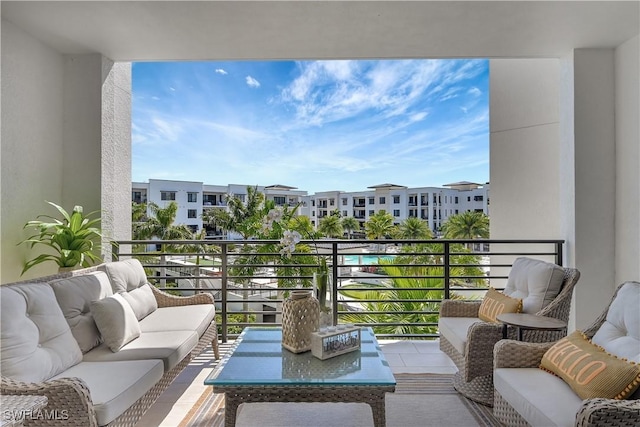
493, 281, 640, 427
439, 265, 581, 407
1, 264, 220, 426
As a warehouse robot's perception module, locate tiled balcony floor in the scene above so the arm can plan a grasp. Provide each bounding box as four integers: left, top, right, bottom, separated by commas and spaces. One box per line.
136, 339, 457, 427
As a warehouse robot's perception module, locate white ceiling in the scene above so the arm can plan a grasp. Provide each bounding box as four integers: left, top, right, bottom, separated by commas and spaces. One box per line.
2, 1, 639, 61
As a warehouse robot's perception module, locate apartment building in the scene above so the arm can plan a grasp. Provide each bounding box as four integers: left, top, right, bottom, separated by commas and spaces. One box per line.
132, 180, 309, 235
133, 179, 489, 235
299, 182, 489, 233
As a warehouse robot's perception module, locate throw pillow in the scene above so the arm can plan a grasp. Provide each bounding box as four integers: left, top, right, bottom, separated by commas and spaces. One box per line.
90, 293, 141, 352
540, 330, 640, 400
120, 283, 158, 320
478, 287, 523, 322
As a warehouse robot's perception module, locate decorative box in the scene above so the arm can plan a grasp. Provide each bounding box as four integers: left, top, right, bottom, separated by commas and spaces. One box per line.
311, 325, 361, 360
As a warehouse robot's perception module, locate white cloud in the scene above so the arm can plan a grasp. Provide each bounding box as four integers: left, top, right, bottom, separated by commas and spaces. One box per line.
246, 76, 261, 88
468, 87, 482, 96
215, 69, 228, 75
169, 87, 176, 91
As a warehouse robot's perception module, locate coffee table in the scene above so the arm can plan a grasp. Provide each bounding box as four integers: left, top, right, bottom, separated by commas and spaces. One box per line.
205, 327, 396, 427
497, 313, 568, 341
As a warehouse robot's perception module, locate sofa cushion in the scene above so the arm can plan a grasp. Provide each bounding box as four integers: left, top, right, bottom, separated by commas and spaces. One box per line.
100, 258, 148, 293
0, 283, 82, 382
82, 330, 198, 371
592, 281, 640, 363
90, 294, 141, 352
437, 317, 480, 356
478, 287, 522, 323
49, 271, 114, 353
120, 284, 158, 321
139, 304, 215, 338
495, 367, 582, 427
49, 359, 164, 426
540, 330, 640, 400
504, 257, 565, 314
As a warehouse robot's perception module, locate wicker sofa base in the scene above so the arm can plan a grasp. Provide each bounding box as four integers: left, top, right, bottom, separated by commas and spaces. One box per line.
494, 391, 530, 427
452, 372, 494, 407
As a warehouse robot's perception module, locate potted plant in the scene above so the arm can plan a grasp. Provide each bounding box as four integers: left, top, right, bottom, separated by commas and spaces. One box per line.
19, 201, 105, 275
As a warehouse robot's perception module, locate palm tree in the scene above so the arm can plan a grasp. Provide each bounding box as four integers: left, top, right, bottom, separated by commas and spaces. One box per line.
440, 211, 490, 239
397, 217, 433, 240
318, 215, 343, 238
202, 186, 265, 239
364, 211, 397, 240
341, 217, 360, 239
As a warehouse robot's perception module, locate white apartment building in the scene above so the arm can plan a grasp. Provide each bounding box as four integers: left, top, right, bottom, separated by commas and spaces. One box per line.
133, 179, 489, 235
300, 182, 489, 234
132, 180, 308, 235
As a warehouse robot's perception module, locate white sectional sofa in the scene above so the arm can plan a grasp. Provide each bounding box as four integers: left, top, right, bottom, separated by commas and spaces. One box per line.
1, 259, 219, 427
493, 281, 640, 427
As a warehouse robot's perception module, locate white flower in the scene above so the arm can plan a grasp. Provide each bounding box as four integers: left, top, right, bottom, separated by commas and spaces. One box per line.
279, 230, 301, 257
267, 208, 284, 222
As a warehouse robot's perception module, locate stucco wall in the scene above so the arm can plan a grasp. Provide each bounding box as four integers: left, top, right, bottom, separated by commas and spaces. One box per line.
615, 35, 640, 284
1, 20, 66, 281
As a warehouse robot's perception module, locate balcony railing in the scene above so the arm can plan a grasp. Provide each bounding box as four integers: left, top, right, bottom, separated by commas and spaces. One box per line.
112, 239, 563, 342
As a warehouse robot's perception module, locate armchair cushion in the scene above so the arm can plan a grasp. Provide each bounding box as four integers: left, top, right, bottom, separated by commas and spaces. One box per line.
0, 283, 82, 382
90, 293, 141, 352
504, 257, 565, 313
591, 281, 640, 363
437, 317, 480, 355
478, 287, 522, 322
540, 331, 640, 400
49, 271, 113, 353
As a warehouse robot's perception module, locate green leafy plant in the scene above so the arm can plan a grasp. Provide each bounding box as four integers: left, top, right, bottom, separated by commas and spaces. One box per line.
19, 201, 104, 274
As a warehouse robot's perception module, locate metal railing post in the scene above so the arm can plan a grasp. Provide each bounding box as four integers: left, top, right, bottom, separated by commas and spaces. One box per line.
444, 241, 451, 300
221, 243, 228, 343
331, 241, 339, 325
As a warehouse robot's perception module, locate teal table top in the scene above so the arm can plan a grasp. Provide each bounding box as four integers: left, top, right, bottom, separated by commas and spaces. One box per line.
205, 327, 396, 386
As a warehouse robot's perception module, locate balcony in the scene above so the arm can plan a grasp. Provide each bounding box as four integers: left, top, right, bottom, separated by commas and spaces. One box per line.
114, 238, 563, 342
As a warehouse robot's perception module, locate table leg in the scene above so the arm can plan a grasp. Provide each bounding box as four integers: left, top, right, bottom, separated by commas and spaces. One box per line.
517, 327, 523, 341
502, 323, 507, 339
369, 394, 387, 427
224, 393, 239, 427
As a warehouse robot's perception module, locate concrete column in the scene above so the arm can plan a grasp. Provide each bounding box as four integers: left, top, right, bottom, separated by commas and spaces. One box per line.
560, 49, 616, 330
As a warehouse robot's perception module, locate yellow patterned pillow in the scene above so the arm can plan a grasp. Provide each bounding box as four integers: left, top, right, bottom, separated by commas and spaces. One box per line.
478, 287, 523, 322
540, 331, 640, 400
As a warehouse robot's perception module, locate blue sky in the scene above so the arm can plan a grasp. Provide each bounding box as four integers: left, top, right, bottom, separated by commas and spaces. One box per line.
132, 59, 489, 194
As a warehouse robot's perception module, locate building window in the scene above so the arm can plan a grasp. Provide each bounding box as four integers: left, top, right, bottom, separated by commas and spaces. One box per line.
393, 210, 400, 217
393, 195, 400, 204
312, 200, 316, 207
188, 192, 198, 203
342, 210, 347, 217
342, 198, 347, 206
187, 209, 197, 218
330, 198, 335, 206
379, 197, 386, 204
467, 196, 471, 202
368, 197, 375, 204
274, 196, 286, 205
161, 191, 176, 201
132, 191, 143, 203
455, 196, 459, 204
474, 195, 484, 201
369, 210, 375, 216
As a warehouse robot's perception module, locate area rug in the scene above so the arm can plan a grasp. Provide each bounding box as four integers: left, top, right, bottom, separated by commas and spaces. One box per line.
178, 373, 501, 427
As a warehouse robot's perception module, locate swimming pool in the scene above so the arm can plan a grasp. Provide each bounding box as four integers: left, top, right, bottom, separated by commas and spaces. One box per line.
342, 255, 395, 265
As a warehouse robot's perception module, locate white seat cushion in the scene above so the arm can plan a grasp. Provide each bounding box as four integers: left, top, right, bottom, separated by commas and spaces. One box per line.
139, 305, 215, 338
504, 257, 565, 314
437, 317, 480, 356
50, 359, 164, 426
592, 281, 640, 363
494, 368, 582, 427
0, 283, 82, 382
50, 272, 114, 353
82, 330, 198, 371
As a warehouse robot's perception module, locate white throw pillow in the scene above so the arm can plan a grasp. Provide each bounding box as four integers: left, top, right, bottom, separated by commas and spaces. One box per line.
503, 257, 565, 314
90, 293, 141, 352
100, 258, 148, 293
120, 284, 158, 320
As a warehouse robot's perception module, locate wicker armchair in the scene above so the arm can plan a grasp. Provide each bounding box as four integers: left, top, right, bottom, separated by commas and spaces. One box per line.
493, 281, 640, 427
439, 259, 580, 406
